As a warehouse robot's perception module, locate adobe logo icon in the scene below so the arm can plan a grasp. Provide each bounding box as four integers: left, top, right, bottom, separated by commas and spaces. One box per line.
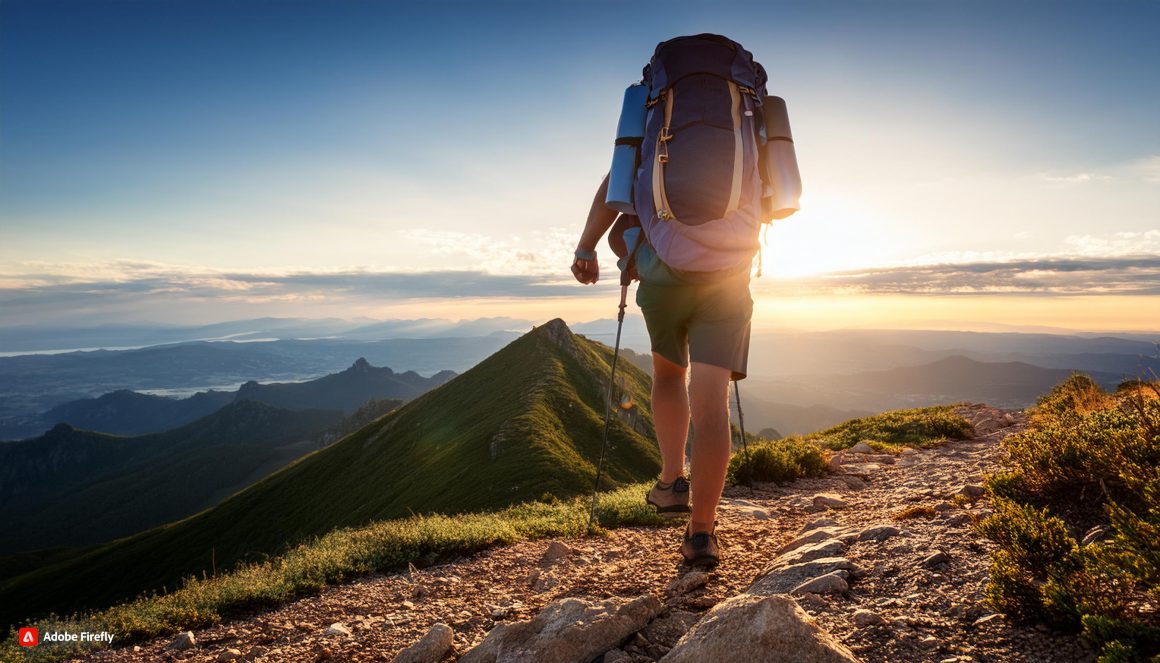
19, 627, 39, 647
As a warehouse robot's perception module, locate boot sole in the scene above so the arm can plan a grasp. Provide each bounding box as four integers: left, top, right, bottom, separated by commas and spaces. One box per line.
646, 493, 691, 517
681, 552, 720, 568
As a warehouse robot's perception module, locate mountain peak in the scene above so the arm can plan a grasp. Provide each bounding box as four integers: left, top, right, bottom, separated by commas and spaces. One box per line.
351, 357, 372, 372
536, 318, 575, 351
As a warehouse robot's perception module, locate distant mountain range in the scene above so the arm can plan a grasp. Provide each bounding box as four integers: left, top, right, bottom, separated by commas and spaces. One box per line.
747, 354, 1128, 412
1, 357, 457, 440
0, 400, 356, 556
0, 319, 660, 627
2, 318, 1156, 439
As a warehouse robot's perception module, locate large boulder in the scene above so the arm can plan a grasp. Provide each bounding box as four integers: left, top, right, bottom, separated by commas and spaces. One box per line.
459, 595, 662, 663
659, 594, 859, 662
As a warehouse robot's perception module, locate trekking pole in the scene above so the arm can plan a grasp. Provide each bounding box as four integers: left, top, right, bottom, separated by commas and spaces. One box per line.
734, 379, 754, 490
587, 247, 638, 536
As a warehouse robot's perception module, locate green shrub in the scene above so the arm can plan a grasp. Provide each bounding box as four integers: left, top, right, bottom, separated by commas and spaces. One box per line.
804, 405, 972, 451
977, 375, 1160, 661
727, 436, 827, 485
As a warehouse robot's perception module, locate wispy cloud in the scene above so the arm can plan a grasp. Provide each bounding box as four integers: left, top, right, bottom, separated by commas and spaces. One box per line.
3, 251, 1159, 329
760, 255, 1160, 296
1063, 230, 1160, 256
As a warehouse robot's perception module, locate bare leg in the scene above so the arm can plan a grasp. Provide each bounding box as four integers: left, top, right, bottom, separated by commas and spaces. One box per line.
688, 361, 732, 533
651, 352, 689, 483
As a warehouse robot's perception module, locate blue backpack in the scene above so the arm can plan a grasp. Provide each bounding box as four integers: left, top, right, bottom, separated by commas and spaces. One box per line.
630, 34, 769, 275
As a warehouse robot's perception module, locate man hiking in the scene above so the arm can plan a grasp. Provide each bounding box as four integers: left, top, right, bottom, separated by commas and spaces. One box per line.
572, 33, 797, 568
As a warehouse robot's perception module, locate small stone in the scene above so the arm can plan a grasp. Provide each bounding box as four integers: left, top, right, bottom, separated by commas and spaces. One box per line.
325, 622, 352, 637
402, 600, 417, 609
525, 568, 541, 586
801, 517, 839, 532
920, 635, 940, 648
390, 622, 453, 663
922, 551, 950, 567
541, 540, 572, 566
791, 572, 848, 595
901, 447, 919, 455
666, 570, 710, 596
853, 609, 886, 627
839, 462, 882, 477
217, 649, 243, 662
167, 632, 196, 651
945, 514, 971, 527
850, 441, 875, 454
857, 525, 902, 542
955, 484, 985, 499
812, 493, 847, 510
837, 475, 867, 490
974, 613, 1002, 626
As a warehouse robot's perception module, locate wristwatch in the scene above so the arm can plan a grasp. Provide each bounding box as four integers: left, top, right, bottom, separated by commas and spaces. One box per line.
574, 248, 597, 261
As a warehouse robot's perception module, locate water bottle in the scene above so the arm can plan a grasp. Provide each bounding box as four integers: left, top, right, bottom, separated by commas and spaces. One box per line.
761, 95, 802, 220
605, 83, 649, 214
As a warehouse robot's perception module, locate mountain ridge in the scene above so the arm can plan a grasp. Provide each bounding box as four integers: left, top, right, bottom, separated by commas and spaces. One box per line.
0, 319, 660, 628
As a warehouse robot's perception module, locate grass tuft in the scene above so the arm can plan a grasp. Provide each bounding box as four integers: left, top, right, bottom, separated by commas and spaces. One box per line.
893, 505, 939, 520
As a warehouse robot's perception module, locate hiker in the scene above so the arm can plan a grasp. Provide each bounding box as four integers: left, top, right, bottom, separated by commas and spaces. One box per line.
573, 34, 799, 568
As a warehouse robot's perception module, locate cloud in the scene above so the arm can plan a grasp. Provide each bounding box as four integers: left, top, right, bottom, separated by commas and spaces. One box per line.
1063, 230, 1160, 256
3, 251, 1160, 329
400, 227, 578, 276
1035, 172, 1109, 185
758, 254, 1160, 296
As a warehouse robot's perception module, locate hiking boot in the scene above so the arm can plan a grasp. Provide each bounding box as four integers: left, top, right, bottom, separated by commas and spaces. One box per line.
680, 520, 720, 568
646, 475, 690, 517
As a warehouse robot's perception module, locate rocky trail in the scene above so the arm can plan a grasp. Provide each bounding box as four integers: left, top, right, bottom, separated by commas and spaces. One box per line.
85, 404, 1097, 662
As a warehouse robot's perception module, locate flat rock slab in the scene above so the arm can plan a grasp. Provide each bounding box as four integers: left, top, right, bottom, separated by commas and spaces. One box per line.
460, 595, 662, 663
838, 463, 882, 477
659, 594, 859, 662
774, 538, 848, 567
750, 557, 859, 596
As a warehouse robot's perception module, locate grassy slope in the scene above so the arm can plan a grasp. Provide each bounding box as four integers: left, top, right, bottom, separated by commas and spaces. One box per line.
0, 401, 344, 554
0, 321, 659, 629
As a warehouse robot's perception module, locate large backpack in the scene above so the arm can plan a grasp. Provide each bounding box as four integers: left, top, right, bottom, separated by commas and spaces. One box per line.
633, 34, 769, 274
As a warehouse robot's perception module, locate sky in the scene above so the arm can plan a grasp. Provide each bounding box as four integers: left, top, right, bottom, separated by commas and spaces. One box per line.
1, 0, 1159, 334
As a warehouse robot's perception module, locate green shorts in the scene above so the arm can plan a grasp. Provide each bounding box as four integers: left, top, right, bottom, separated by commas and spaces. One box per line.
634, 252, 754, 381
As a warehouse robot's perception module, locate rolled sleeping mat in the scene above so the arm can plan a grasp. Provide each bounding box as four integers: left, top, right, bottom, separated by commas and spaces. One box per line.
605, 83, 649, 214
761, 95, 802, 220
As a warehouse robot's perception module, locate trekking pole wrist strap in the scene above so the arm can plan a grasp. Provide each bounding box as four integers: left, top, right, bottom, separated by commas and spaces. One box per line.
574, 248, 597, 261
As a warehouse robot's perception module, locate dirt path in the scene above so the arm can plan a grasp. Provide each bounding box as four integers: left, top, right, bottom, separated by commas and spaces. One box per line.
84, 404, 1096, 662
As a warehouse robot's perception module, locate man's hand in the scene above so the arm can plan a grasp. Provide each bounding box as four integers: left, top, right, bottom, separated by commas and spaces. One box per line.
572, 254, 599, 284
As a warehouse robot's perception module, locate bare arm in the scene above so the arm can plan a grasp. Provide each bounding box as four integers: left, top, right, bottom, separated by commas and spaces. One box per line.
572, 173, 619, 284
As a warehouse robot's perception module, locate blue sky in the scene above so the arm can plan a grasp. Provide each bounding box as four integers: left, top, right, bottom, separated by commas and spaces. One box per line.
1, 0, 1158, 331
